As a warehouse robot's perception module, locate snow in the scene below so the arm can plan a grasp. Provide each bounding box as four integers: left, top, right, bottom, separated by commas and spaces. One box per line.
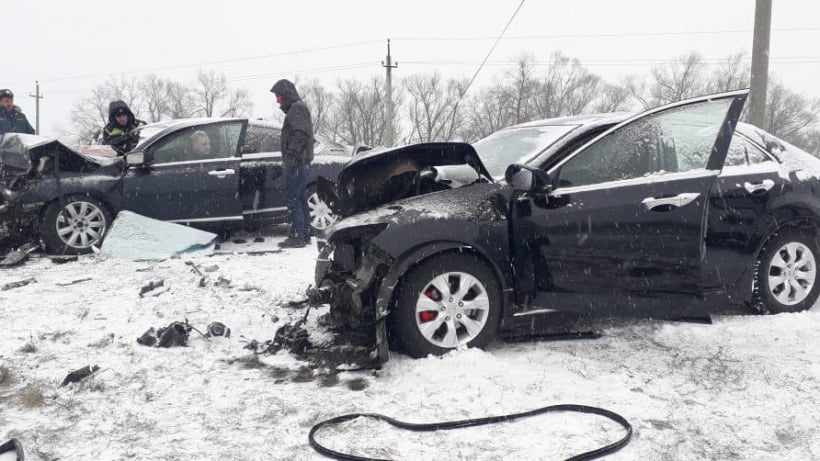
2, 231, 820, 460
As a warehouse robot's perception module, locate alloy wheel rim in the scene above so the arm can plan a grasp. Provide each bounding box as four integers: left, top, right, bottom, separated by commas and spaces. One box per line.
767, 242, 817, 306
55, 201, 107, 249
307, 192, 337, 230
414, 271, 490, 348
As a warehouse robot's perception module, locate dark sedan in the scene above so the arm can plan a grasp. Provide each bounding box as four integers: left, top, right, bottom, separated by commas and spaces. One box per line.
0, 118, 346, 254
316, 89, 820, 361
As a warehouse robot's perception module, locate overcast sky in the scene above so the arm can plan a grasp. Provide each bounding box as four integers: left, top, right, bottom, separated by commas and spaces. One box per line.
6, 0, 820, 136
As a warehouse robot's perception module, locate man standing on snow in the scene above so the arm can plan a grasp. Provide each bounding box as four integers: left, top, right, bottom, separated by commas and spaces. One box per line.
271, 79, 314, 248
102, 100, 146, 155
0, 89, 35, 136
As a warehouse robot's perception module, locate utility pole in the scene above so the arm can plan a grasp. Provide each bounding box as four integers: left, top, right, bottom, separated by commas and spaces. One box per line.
28, 81, 44, 135
382, 39, 398, 146
749, 0, 772, 129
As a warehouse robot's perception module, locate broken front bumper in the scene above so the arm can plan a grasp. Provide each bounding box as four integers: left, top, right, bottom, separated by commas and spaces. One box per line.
315, 241, 394, 364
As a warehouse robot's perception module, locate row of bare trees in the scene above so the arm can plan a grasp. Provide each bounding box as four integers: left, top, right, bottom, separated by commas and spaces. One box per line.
67, 70, 253, 143
67, 51, 820, 155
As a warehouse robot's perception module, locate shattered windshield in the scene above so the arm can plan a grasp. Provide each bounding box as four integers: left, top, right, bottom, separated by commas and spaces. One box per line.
473, 124, 579, 178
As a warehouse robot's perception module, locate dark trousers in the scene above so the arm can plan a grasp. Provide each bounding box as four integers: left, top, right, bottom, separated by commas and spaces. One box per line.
285, 163, 310, 237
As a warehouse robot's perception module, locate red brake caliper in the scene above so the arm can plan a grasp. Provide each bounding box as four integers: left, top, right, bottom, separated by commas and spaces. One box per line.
419, 288, 439, 323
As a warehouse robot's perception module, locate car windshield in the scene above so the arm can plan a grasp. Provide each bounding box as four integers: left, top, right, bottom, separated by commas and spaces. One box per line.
473, 124, 579, 178
134, 121, 184, 150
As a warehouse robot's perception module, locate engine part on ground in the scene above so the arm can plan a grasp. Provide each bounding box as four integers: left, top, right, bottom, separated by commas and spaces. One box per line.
60, 364, 100, 387
309, 404, 633, 461
206, 322, 230, 338
0, 438, 24, 460
272, 323, 311, 354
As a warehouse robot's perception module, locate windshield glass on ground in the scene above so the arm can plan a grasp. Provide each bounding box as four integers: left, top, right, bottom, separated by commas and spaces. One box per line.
473, 124, 579, 178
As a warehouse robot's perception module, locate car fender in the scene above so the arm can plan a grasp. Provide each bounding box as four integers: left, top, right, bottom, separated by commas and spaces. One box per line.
374, 240, 512, 323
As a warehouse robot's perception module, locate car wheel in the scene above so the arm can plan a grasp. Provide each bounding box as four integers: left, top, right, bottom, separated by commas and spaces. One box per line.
754, 230, 820, 313
42, 196, 112, 255
391, 253, 501, 358
305, 183, 338, 233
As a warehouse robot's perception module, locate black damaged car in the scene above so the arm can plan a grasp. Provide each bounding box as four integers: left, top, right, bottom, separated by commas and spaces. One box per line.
0, 118, 346, 254
316, 89, 820, 361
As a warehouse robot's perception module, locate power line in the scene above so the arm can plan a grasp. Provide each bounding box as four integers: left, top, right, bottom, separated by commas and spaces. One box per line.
393, 26, 820, 41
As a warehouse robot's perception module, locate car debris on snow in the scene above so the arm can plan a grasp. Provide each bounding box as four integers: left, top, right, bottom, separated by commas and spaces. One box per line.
99, 211, 217, 260
1, 277, 36, 291
60, 364, 100, 387
138, 279, 166, 297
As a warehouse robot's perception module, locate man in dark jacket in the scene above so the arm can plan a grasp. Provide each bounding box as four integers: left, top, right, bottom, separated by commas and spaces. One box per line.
0, 89, 35, 136
102, 100, 146, 155
271, 79, 314, 248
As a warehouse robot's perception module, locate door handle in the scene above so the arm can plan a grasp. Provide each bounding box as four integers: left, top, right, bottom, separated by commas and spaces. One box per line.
208, 169, 236, 177
642, 192, 700, 211
743, 179, 774, 194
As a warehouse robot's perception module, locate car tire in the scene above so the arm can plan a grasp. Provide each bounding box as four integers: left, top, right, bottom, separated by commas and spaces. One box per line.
42, 195, 112, 255
391, 253, 502, 358
754, 229, 820, 313
305, 183, 338, 234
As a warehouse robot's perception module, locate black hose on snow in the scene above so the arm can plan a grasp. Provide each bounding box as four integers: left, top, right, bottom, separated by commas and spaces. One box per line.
309, 403, 632, 461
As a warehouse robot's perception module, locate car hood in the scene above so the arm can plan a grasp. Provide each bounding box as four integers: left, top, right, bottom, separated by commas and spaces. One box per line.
334, 142, 493, 216
0, 133, 106, 178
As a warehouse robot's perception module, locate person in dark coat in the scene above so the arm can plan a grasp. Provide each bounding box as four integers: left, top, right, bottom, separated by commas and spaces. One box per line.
102, 100, 146, 155
0, 89, 35, 136
271, 79, 314, 248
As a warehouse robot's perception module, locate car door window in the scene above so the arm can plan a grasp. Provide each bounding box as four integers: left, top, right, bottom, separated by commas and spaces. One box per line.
242, 125, 281, 153
555, 99, 733, 188
150, 122, 244, 164
724, 135, 772, 167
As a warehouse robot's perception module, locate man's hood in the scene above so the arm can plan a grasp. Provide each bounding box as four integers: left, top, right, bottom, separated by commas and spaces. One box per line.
334, 142, 493, 216
108, 100, 136, 125
270, 80, 301, 111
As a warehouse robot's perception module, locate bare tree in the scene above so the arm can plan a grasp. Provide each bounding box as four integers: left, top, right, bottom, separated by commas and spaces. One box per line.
592, 81, 634, 113
631, 52, 707, 109
139, 74, 169, 123
460, 85, 511, 142
532, 52, 601, 118
764, 80, 820, 139
504, 54, 538, 124
219, 87, 253, 118
404, 72, 467, 143
164, 81, 197, 119
706, 51, 751, 93
193, 70, 228, 117
331, 75, 394, 146
296, 79, 335, 138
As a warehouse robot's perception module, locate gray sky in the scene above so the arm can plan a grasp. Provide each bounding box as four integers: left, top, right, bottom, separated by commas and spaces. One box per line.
6, 0, 820, 135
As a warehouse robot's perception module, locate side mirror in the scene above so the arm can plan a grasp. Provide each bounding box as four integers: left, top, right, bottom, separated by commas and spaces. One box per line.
505, 164, 550, 193
127, 151, 150, 166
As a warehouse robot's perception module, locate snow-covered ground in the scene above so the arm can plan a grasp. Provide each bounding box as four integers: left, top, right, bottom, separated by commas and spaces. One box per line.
1, 230, 820, 460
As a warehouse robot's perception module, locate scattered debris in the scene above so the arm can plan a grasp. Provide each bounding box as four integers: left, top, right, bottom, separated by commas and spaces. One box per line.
0, 243, 38, 268
56, 277, 93, 287
88, 333, 115, 348
184, 261, 209, 287
253, 237, 265, 243
137, 320, 196, 348
137, 327, 158, 347
139, 279, 167, 297
0, 438, 24, 460
214, 276, 231, 288
232, 238, 247, 244
100, 211, 217, 260
203, 265, 219, 273
61, 364, 100, 387
206, 322, 230, 338
2, 277, 37, 291
50, 255, 79, 265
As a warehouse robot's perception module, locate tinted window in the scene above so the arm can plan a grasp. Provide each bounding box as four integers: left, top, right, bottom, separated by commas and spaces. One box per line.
243, 125, 281, 153
724, 135, 771, 167
150, 122, 243, 163
556, 99, 733, 188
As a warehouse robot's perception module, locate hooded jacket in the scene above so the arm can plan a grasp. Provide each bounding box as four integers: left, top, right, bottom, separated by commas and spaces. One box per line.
102, 100, 146, 155
271, 79, 314, 166
0, 105, 35, 136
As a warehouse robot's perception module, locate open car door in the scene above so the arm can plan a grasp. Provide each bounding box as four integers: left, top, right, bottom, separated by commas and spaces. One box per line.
515, 90, 748, 319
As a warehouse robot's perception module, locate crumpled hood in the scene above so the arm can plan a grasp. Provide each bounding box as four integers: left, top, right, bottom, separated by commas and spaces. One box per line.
335, 142, 493, 216
0, 133, 105, 178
